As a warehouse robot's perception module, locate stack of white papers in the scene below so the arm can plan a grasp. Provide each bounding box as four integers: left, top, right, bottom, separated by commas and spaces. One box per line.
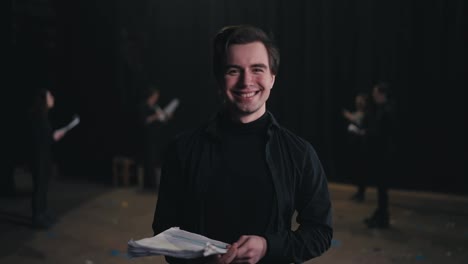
55, 115, 80, 134
156, 98, 180, 122
127, 227, 229, 259
163, 98, 180, 116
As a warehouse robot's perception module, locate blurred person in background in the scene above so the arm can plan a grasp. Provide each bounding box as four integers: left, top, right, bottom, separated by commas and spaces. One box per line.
342, 93, 369, 202
29, 88, 66, 229
364, 82, 397, 229
138, 87, 171, 190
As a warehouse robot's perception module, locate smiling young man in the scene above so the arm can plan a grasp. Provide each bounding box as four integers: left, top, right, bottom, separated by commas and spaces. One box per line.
152, 25, 332, 264
222, 41, 275, 123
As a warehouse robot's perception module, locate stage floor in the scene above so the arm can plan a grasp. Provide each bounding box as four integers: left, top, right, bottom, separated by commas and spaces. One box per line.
1, 170, 468, 264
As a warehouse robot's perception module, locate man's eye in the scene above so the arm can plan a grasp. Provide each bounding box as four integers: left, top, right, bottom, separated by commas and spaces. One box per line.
226, 69, 239, 75
253, 68, 264, 73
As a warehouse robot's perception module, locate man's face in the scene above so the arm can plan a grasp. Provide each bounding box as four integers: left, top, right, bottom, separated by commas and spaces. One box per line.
355, 95, 366, 110
221, 41, 276, 123
372, 87, 386, 104
147, 92, 159, 106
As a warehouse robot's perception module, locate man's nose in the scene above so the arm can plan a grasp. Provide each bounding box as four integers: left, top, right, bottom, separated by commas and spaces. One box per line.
239, 71, 254, 87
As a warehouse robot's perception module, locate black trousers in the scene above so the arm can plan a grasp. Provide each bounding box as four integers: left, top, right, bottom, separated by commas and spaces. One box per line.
369, 151, 391, 216
31, 153, 52, 217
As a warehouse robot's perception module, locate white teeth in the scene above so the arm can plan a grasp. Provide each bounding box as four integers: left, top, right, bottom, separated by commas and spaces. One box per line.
240, 92, 256, 98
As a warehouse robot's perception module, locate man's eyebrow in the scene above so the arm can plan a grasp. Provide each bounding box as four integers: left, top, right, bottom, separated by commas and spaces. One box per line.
225, 63, 268, 69
251, 63, 268, 68
224, 63, 269, 72
225, 64, 242, 69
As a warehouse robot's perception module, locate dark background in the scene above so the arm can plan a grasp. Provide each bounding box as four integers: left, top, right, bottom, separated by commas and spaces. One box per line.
7, 0, 466, 194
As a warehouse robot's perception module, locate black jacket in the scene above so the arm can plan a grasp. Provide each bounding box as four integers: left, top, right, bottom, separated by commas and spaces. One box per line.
152, 111, 333, 263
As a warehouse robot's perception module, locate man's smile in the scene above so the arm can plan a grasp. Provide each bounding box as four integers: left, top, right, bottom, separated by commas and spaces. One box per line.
232, 90, 260, 99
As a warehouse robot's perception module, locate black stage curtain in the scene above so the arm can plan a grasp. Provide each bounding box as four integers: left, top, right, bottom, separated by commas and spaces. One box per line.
13, 0, 465, 194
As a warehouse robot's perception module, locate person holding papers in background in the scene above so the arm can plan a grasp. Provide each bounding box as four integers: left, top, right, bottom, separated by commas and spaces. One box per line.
139, 87, 173, 190
28, 88, 66, 229
363, 82, 397, 229
152, 25, 332, 264
342, 93, 369, 203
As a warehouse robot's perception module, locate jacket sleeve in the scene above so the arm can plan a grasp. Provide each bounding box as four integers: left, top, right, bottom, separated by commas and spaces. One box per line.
264, 145, 333, 263
152, 140, 185, 236
151, 140, 211, 264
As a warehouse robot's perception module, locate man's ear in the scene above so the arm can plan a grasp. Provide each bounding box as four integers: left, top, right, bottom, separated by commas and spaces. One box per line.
270, 75, 276, 89
217, 86, 226, 103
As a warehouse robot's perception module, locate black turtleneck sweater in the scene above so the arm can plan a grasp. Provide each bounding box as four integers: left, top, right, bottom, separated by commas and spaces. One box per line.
204, 112, 274, 244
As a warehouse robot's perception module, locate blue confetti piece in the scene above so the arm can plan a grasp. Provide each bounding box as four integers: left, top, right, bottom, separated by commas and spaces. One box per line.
415, 254, 425, 261
331, 239, 342, 247
47, 232, 56, 238
110, 249, 120, 256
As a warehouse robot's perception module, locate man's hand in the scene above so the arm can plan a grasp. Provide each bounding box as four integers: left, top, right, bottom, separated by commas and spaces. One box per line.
207, 242, 238, 264
53, 129, 66, 142
232, 235, 267, 264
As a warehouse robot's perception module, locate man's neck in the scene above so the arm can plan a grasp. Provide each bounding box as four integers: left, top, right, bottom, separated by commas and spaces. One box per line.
228, 108, 267, 124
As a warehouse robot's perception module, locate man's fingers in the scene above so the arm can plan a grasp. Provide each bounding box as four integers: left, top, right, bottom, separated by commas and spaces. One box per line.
231, 249, 253, 262
218, 242, 238, 264
236, 236, 254, 256
235, 236, 250, 247
232, 236, 267, 263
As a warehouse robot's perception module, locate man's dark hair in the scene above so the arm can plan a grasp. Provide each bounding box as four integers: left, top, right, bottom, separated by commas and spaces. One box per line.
212, 25, 280, 83
375, 82, 391, 96
29, 88, 49, 115
144, 86, 160, 100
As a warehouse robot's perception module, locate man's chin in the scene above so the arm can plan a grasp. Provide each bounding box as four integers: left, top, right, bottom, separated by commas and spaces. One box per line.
228, 106, 265, 121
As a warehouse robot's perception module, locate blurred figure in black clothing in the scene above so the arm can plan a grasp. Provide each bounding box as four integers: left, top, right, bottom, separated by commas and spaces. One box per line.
364, 82, 397, 229
29, 89, 66, 229
342, 93, 369, 202
138, 87, 172, 190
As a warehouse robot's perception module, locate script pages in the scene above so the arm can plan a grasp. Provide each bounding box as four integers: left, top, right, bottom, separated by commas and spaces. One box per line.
128, 227, 229, 259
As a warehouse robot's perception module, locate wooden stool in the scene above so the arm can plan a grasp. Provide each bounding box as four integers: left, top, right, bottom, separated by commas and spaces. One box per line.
137, 165, 144, 190
112, 156, 135, 187
134, 166, 160, 190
